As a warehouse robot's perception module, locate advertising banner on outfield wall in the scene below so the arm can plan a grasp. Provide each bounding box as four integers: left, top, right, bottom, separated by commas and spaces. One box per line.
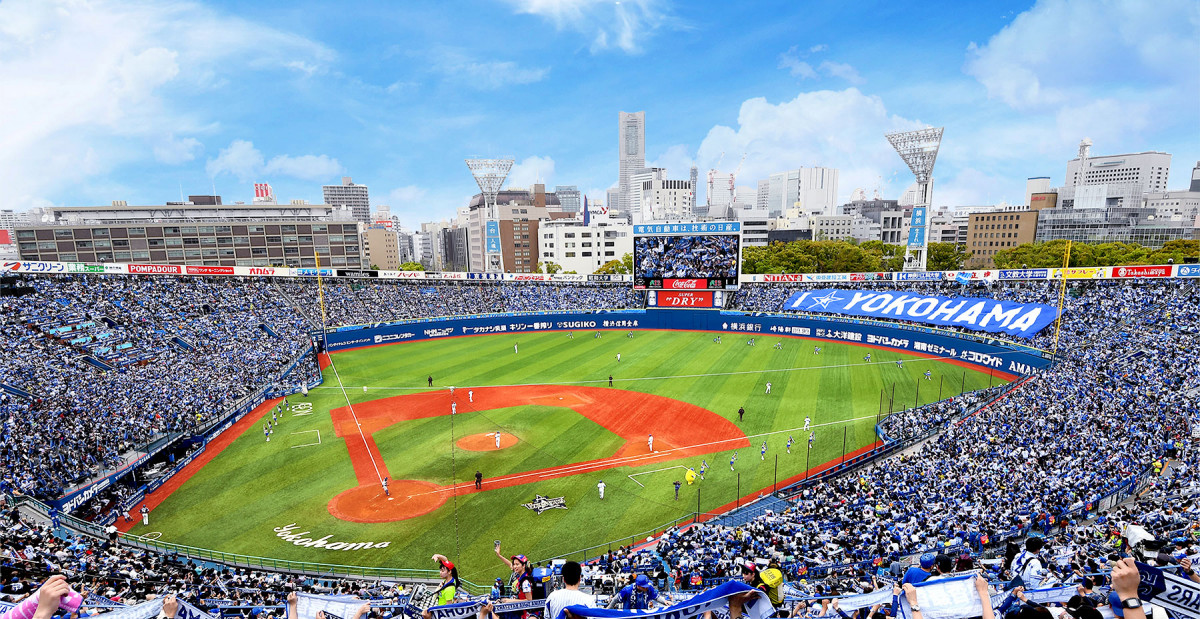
322, 310, 1051, 378
649, 290, 716, 308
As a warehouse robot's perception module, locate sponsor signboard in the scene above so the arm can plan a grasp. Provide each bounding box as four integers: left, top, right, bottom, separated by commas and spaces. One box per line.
998, 269, 1049, 280
3, 261, 66, 272
468, 272, 503, 280
762, 274, 803, 282
894, 272, 942, 281
511, 274, 547, 281
1061, 267, 1106, 279
655, 290, 714, 307
633, 222, 741, 234
1112, 265, 1171, 278
295, 268, 335, 277
185, 266, 234, 275
243, 267, 278, 276
664, 278, 704, 289
1177, 265, 1200, 277
336, 269, 379, 278
128, 264, 182, 275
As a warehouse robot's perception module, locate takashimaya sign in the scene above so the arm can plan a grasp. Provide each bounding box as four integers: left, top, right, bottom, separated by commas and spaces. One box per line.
272, 523, 391, 551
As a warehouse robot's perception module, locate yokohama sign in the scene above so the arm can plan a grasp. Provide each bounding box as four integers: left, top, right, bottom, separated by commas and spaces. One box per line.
1112, 265, 1171, 278
665, 278, 704, 289
128, 264, 182, 274
658, 291, 713, 307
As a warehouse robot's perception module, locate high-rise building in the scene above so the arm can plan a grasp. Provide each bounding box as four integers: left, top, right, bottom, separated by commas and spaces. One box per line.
618, 111, 646, 216
967, 208, 1040, 268
760, 168, 839, 218
539, 210, 633, 274
555, 186, 581, 213
323, 176, 370, 222
1065, 143, 1171, 192
464, 185, 573, 272
1, 209, 30, 236
362, 226, 402, 270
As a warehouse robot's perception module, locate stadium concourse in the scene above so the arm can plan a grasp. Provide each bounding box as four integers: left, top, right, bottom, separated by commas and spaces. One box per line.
1, 275, 1198, 619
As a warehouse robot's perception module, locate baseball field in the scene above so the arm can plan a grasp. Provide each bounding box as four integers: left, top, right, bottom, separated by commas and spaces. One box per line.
125, 329, 1009, 582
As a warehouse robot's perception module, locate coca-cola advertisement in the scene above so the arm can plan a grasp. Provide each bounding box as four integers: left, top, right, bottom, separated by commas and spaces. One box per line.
633, 231, 741, 290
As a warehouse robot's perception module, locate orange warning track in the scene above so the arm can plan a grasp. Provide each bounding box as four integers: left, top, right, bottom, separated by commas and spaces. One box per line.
326, 385, 750, 523
117, 397, 283, 533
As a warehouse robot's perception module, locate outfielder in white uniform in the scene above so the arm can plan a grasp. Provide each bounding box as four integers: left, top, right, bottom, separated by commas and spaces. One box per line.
452, 402, 457, 414
469, 390, 474, 403
598, 480, 606, 499
804, 416, 810, 430
765, 382, 772, 394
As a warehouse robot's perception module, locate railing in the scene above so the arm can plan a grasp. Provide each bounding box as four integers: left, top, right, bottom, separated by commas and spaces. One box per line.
326, 308, 645, 332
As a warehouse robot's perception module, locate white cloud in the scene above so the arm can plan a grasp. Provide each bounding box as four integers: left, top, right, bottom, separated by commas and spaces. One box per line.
692, 88, 925, 204
506, 156, 556, 189
205, 140, 342, 183
809, 44, 828, 53
777, 47, 817, 79
647, 144, 697, 179
964, 0, 1198, 110
265, 154, 343, 181
385, 185, 429, 207
153, 134, 204, 164
0, 0, 334, 209
818, 60, 864, 84
430, 49, 549, 89
504, 0, 675, 54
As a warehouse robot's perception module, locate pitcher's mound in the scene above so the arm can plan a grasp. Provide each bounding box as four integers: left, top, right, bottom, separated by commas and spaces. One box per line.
328, 480, 445, 523
458, 433, 519, 451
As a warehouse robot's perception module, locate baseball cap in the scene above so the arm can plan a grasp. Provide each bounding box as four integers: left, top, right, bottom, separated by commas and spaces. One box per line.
635, 575, 650, 588
495, 578, 503, 585
1064, 595, 1094, 618
511, 554, 528, 564
741, 561, 757, 573
438, 559, 455, 571
919, 553, 936, 569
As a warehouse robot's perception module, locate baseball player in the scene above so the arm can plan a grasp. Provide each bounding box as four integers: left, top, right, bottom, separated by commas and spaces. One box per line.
140, 505, 149, 526
765, 382, 772, 394
699, 459, 708, 480
809, 431, 815, 448
814, 346, 821, 355
616, 353, 621, 362
863, 353, 872, 363
568, 331, 574, 339
896, 359, 904, 368
627, 331, 634, 339
924, 370, 933, 380
747, 338, 755, 346
514, 343, 519, 354
647, 434, 654, 452
495, 432, 502, 449
452, 402, 457, 415
804, 416, 810, 431
382, 477, 389, 496
469, 389, 474, 403
363, 385, 367, 393
598, 480, 606, 499
787, 435, 794, 454
773, 341, 782, 350
673, 480, 681, 500
730, 452, 737, 471
264, 423, 270, 442
760, 441, 768, 460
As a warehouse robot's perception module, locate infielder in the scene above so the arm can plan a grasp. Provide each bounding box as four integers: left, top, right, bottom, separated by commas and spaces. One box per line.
787, 435, 794, 454
452, 402, 457, 415
140, 505, 149, 526
495, 432, 502, 449
924, 370, 933, 380
647, 434, 654, 452
469, 389, 474, 403
598, 480, 606, 499
804, 416, 810, 431
730, 452, 737, 471
382, 477, 390, 496
814, 346, 821, 355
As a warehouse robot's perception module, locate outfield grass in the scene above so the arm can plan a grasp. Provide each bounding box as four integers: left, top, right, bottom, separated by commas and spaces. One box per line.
131, 329, 1005, 582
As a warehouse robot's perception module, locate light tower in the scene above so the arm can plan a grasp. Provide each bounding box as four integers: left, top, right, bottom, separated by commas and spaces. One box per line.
465, 158, 514, 272
886, 127, 943, 272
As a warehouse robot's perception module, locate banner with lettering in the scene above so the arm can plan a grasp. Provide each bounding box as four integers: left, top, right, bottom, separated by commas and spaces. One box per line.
296, 593, 369, 619
783, 290, 1058, 338
896, 573, 984, 619
563, 581, 772, 619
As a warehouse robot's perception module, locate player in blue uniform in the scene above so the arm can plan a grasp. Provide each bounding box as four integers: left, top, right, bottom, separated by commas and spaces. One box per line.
699, 459, 708, 480
863, 353, 871, 363
787, 435, 794, 454
730, 452, 737, 471
924, 370, 932, 380
814, 346, 821, 354
760, 441, 767, 460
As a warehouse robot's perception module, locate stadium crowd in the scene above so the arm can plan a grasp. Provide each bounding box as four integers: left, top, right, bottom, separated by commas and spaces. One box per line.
277, 281, 644, 328
0, 274, 1197, 619
0, 275, 318, 501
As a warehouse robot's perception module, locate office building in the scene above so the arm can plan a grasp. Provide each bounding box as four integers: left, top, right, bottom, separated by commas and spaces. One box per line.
362, 226, 402, 270
323, 176, 371, 222
555, 186, 582, 213
618, 111, 646, 216
464, 185, 573, 273
1065, 143, 1171, 192
539, 210, 632, 274
439, 226, 470, 272
759, 168, 840, 218
967, 209, 1040, 268
15, 201, 361, 268
1025, 177, 1051, 207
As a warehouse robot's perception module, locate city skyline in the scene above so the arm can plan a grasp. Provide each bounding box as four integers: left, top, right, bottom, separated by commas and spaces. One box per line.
2, 0, 1197, 230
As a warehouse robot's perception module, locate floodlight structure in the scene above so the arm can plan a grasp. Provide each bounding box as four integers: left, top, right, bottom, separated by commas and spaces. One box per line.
465, 158, 514, 218
886, 127, 943, 272
466, 158, 514, 272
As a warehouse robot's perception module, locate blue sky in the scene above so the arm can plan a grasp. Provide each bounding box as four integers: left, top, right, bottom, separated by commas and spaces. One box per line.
2, 0, 1197, 229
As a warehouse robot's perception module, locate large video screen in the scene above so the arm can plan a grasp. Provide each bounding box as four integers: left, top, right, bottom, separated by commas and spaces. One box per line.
634, 234, 741, 290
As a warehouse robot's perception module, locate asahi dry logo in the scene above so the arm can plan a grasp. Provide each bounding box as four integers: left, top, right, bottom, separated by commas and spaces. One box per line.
522, 494, 567, 515
272, 523, 391, 551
